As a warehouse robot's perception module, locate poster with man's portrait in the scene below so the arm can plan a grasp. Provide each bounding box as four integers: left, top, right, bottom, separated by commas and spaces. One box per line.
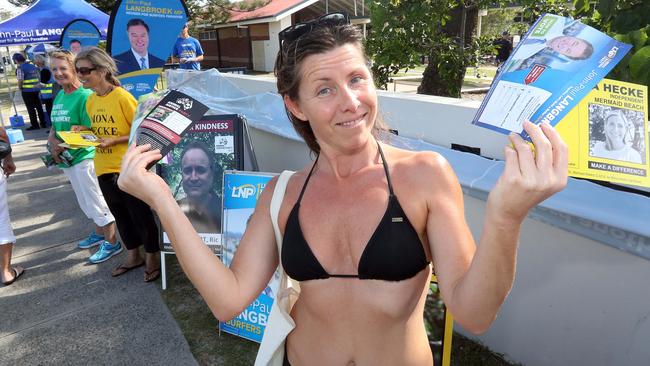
60, 19, 102, 54
107, 0, 188, 98
158, 114, 244, 253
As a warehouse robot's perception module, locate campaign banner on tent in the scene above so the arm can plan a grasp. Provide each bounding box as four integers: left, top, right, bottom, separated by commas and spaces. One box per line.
0, 0, 109, 46
60, 19, 101, 53
219, 171, 279, 343
107, 0, 188, 99
556, 79, 649, 188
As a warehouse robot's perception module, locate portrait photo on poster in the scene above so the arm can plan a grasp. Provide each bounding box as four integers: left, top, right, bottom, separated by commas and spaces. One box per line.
158, 115, 244, 253
588, 103, 646, 164
60, 19, 102, 54
107, 0, 188, 75
503, 16, 596, 73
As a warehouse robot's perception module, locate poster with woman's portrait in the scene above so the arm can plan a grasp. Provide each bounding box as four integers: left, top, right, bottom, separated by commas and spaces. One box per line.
588, 104, 645, 164
158, 114, 244, 253
555, 78, 649, 188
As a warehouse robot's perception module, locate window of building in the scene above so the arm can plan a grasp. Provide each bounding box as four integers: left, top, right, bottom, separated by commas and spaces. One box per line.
199, 30, 217, 40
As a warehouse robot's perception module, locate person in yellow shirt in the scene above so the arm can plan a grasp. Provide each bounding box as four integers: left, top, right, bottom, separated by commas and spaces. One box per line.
75, 47, 160, 282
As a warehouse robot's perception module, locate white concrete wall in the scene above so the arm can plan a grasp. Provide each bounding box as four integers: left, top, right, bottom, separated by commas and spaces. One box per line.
226, 73, 650, 366
258, 18, 292, 73
251, 40, 266, 72
461, 196, 650, 366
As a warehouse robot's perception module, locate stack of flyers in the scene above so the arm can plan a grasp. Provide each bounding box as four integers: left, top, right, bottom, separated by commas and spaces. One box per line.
135, 90, 209, 164
473, 13, 632, 139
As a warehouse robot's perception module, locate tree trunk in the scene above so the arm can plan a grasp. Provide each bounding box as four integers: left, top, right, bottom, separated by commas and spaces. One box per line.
418, 5, 479, 97
418, 55, 464, 97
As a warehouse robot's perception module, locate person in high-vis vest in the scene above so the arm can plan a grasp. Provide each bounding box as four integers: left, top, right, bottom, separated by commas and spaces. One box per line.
34, 54, 54, 127
12, 53, 46, 130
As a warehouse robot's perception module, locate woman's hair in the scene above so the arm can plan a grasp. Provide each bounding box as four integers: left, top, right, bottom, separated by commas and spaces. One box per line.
12, 53, 25, 63
75, 46, 121, 87
274, 22, 387, 154
33, 54, 48, 66
49, 50, 75, 69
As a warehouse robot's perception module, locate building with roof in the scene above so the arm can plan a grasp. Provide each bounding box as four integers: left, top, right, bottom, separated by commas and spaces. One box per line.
196, 0, 370, 72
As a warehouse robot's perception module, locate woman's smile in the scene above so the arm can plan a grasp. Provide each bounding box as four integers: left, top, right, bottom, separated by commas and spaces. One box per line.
336, 113, 367, 128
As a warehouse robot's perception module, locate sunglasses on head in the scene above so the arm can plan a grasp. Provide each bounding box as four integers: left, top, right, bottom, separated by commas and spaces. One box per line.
75, 66, 96, 76
278, 12, 350, 60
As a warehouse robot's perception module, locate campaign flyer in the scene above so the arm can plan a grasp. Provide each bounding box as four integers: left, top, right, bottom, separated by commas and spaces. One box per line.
158, 115, 245, 253
135, 90, 208, 159
56, 131, 100, 148
473, 14, 632, 138
219, 171, 278, 343
556, 79, 648, 188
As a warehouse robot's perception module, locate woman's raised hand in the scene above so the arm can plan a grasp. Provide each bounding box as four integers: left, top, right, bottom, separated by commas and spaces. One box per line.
118, 143, 169, 208
488, 121, 568, 224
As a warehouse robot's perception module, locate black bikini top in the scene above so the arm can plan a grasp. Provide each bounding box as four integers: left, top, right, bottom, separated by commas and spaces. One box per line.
281, 144, 430, 281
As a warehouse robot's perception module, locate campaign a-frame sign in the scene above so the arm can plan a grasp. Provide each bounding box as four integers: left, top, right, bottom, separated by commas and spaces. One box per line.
158, 114, 245, 254
219, 170, 278, 343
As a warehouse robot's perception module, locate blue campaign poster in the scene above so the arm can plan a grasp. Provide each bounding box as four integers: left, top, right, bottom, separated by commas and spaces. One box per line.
107, 0, 188, 98
60, 19, 101, 53
473, 13, 632, 139
219, 171, 279, 343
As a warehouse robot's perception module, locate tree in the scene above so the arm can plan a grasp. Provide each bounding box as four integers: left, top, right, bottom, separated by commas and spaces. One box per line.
572, 0, 650, 98
366, 0, 495, 98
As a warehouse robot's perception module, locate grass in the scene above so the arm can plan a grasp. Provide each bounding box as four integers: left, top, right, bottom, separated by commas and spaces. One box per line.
160, 255, 521, 366
160, 255, 259, 366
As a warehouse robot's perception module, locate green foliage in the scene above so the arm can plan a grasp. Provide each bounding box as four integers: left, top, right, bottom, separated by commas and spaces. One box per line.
366, 0, 450, 90
0, 10, 13, 21
518, 0, 573, 24
187, 0, 270, 25
367, 0, 499, 96
480, 7, 526, 38
573, 0, 650, 101
7, 0, 31, 5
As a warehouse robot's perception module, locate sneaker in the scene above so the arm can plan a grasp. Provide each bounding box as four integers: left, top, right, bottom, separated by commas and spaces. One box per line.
89, 241, 123, 264
78, 232, 105, 249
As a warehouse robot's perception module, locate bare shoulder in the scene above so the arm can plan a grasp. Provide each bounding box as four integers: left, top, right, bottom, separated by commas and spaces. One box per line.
381, 144, 459, 195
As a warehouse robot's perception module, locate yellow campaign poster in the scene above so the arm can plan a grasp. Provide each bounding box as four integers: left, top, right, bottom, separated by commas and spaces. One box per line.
556, 79, 649, 188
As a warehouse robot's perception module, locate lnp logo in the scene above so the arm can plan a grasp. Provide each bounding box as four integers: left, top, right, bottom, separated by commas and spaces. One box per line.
177, 97, 193, 110
231, 184, 257, 199
598, 46, 619, 68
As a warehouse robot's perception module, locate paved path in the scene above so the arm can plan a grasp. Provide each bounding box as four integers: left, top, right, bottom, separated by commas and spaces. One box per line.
0, 109, 197, 365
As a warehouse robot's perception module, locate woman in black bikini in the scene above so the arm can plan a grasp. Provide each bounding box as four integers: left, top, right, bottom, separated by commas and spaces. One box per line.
118, 13, 568, 366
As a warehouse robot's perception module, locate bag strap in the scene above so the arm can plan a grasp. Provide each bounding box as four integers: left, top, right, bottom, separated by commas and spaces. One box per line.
270, 170, 295, 254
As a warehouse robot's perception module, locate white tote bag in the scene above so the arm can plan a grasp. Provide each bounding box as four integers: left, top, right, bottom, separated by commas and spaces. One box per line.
255, 170, 301, 366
